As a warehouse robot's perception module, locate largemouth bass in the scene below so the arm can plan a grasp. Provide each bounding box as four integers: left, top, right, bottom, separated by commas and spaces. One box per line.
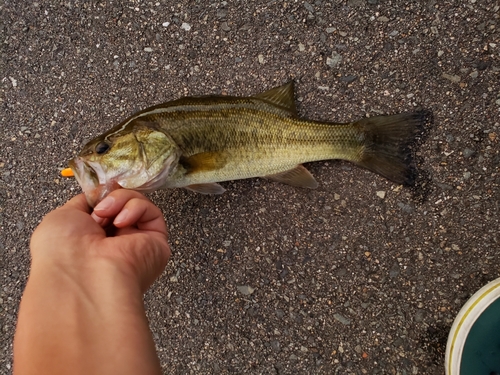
68, 82, 429, 207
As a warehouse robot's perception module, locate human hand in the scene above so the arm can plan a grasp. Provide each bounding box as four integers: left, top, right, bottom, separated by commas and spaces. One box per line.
15, 190, 169, 375
30, 189, 170, 293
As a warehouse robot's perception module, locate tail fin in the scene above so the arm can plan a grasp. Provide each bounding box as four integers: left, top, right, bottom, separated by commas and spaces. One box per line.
354, 111, 431, 186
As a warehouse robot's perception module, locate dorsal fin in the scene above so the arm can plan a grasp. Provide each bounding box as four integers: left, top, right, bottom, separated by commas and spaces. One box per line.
254, 82, 297, 116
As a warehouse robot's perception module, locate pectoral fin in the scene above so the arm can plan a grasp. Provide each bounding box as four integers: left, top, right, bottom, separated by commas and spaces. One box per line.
181, 152, 227, 173
264, 165, 318, 189
186, 183, 226, 195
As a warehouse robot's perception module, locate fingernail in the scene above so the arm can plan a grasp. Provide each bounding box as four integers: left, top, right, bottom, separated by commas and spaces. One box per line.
91, 212, 104, 224
113, 208, 129, 225
94, 196, 115, 212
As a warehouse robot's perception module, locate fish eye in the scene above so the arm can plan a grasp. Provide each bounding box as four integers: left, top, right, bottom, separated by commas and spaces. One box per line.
95, 142, 110, 154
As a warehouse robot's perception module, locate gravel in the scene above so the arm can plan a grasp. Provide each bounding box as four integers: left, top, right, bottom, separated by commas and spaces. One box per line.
1, 1, 500, 374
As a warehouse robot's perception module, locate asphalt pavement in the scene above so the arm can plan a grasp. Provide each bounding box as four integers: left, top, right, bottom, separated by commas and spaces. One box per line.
1, 1, 499, 374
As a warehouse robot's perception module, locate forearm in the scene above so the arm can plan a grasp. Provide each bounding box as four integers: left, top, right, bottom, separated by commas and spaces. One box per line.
14, 260, 161, 375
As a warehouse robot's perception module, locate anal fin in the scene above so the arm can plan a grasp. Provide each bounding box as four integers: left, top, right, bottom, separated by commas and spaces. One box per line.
264, 165, 318, 189
186, 183, 226, 195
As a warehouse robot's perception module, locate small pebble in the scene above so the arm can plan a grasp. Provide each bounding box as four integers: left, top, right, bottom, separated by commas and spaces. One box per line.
397, 202, 414, 213
442, 73, 461, 83
462, 148, 475, 158
144, 47, 153, 52
258, 54, 265, 64
298, 43, 305, 52
326, 27, 336, 33
162, 21, 170, 27
333, 313, 350, 325
303, 2, 314, 13
376, 191, 386, 199
9, 77, 17, 87
415, 309, 426, 322
377, 16, 389, 22
216, 9, 227, 19
237, 285, 255, 295
389, 263, 400, 278
271, 340, 281, 352
340, 75, 357, 83
180, 22, 191, 31
335, 268, 347, 276
326, 51, 342, 68
16, 221, 25, 230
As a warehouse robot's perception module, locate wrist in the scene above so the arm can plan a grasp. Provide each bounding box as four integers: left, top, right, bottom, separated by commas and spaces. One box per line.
30, 253, 144, 308
15, 255, 160, 375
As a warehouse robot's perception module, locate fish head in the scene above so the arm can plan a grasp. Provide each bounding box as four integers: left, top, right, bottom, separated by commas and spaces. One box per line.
69, 120, 180, 207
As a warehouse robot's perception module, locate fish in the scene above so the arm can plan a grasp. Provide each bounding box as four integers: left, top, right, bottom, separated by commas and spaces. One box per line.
67, 82, 429, 207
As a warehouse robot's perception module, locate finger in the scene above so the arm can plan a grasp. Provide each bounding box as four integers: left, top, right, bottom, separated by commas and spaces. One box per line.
91, 212, 111, 228
60, 193, 91, 214
92, 189, 149, 218
112, 197, 167, 236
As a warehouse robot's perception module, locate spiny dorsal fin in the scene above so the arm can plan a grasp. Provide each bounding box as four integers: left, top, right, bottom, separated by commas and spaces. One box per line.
181, 152, 227, 173
186, 183, 226, 194
254, 82, 297, 116
264, 165, 318, 189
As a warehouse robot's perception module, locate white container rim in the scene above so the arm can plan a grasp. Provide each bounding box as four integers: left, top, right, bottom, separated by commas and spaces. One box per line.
445, 277, 500, 375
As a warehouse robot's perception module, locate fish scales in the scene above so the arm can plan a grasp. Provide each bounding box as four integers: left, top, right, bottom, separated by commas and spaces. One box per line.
142, 105, 362, 186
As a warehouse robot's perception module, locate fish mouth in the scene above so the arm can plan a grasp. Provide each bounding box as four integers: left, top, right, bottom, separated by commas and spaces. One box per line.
68, 158, 120, 208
